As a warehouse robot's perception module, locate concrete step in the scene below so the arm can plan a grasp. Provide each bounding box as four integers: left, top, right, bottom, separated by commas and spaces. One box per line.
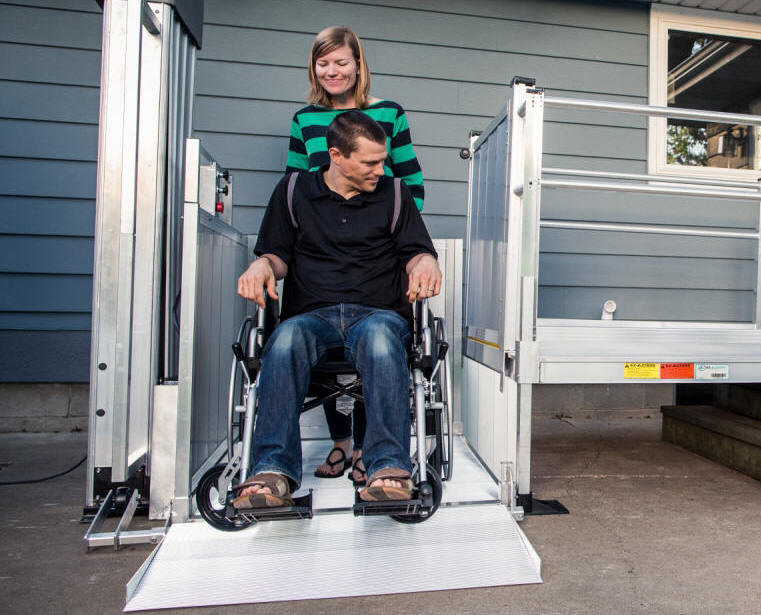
661, 404, 761, 481
713, 384, 761, 421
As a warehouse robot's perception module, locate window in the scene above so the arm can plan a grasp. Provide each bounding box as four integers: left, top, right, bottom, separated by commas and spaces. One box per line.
649, 7, 761, 178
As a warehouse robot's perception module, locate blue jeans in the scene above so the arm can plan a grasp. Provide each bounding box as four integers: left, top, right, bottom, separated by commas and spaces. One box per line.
250, 304, 412, 489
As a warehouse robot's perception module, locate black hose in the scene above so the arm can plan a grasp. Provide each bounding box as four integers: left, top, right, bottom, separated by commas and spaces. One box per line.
0, 455, 87, 485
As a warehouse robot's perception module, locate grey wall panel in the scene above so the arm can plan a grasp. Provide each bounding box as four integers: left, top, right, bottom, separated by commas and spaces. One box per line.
541, 190, 758, 228
1, 236, 94, 274
203, 1, 646, 65
0, 274, 92, 312
0, 197, 94, 236
543, 122, 647, 159
10, 0, 100, 10
0, 312, 91, 330
0, 44, 101, 86
0, 120, 98, 160
0, 82, 100, 123
538, 288, 755, 322
0, 159, 96, 198
191, 132, 289, 174
0, 0, 100, 382
199, 25, 646, 97
193, 97, 302, 139
540, 228, 758, 260
540, 254, 755, 290
0, 4, 101, 49
338, 0, 650, 32
543, 155, 648, 173
0, 330, 90, 382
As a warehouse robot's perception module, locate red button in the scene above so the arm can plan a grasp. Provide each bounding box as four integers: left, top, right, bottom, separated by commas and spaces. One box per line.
216, 202, 224, 213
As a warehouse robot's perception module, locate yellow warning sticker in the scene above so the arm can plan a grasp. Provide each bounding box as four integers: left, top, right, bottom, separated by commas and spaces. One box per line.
624, 362, 660, 379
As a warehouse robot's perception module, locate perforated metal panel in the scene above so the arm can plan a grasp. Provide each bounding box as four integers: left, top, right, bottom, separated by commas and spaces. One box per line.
125, 436, 541, 611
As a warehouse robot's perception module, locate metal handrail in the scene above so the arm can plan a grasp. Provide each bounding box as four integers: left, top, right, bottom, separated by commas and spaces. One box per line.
543, 167, 761, 190
544, 95, 761, 126
541, 178, 761, 201
540, 220, 758, 240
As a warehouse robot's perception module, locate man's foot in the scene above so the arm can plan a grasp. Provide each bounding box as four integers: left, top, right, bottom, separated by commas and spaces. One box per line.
347, 451, 366, 486
314, 440, 352, 478
232, 473, 294, 509
359, 468, 413, 501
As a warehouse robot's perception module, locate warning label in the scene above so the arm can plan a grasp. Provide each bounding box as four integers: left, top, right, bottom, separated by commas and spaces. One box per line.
660, 363, 694, 379
624, 363, 660, 379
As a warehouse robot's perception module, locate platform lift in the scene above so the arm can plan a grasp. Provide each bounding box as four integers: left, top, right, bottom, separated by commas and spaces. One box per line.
83, 0, 244, 548
461, 76, 761, 518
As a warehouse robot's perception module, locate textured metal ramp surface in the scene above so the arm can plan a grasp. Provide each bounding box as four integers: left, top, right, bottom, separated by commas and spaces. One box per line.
125, 436, 541, 611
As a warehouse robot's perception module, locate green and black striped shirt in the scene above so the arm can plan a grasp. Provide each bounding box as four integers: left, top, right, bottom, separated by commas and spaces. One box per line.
285, 100, 425, 211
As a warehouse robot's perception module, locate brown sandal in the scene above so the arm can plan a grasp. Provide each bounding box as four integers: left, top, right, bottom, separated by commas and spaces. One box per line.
231, 472, 294, 509
359, 468, 413, 502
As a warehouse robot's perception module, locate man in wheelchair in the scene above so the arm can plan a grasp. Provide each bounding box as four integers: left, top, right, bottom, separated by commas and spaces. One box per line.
234, 111, 441, 510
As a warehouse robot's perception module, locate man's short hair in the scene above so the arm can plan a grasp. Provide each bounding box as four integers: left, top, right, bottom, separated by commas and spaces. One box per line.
326, 110, 387, 157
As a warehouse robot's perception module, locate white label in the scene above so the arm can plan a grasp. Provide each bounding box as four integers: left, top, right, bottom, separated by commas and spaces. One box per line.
695, 363, 729, 380
335, 395, 353, 415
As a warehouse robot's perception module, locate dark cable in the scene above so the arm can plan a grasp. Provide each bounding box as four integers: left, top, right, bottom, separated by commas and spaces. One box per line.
0, 455, 87, 485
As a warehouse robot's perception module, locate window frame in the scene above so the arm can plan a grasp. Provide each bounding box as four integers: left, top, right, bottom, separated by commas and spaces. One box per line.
649, 5, 761, 180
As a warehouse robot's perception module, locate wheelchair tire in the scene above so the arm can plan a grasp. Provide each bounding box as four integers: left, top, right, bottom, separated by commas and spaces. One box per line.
196, 464, 255, 532
391, 463, 443, 524
426, 394, 444, 478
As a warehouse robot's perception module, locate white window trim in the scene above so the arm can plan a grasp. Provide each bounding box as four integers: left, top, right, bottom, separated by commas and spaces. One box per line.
649, 5, 761, 180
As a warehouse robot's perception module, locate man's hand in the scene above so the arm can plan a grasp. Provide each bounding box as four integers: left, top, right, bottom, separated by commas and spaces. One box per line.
406, 253, 442, 303
237, 256, 279, 309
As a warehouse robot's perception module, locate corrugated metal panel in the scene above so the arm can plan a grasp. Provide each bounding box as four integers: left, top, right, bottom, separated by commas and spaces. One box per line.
0, 1, 101, 381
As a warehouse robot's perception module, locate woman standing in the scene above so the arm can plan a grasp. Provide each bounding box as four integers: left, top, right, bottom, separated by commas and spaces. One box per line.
286, 25, 425, 485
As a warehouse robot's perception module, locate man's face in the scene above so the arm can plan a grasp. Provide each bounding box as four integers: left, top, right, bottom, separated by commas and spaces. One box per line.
330, 136, 387, 193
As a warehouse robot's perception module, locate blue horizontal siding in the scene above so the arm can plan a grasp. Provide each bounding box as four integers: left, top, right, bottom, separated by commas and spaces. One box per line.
0, 0, 100, 382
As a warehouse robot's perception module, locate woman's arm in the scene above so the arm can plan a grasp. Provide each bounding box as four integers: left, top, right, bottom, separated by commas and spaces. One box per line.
388, 105, 425, 211
285, 115, 309, 172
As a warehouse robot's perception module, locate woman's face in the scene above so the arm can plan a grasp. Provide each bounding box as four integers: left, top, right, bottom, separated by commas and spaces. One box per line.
314, 44, 358, 101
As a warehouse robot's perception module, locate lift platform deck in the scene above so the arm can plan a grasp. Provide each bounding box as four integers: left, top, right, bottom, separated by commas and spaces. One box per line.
123, 413, 541, 611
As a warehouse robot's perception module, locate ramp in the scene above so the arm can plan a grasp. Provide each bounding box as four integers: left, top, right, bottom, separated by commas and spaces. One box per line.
125, 436, 541, 611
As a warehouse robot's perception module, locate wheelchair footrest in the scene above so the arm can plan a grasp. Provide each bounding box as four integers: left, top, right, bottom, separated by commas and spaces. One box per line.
352, 490, 430, 517
225, 490, 313, 523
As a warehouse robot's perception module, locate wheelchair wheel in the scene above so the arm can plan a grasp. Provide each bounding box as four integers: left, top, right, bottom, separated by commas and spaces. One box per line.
433, 317, 453, 482
426, 386, 445, 478
196, 464, 255, 531
391, 463, 443, 524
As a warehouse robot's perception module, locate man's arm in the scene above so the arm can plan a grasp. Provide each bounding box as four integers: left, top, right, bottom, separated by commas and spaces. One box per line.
240, 173, 296, 308
405, 252, 442, 303
237, 253, 287, 309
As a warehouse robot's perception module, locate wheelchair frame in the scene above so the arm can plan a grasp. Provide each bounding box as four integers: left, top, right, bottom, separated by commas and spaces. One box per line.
195, 299, 454, 530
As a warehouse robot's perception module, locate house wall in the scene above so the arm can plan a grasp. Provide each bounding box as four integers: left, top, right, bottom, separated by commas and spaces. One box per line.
196, 0, 650, 240
0, 0, 683, 428
0, 0, 102, 382
2, 0, 659, 383
12, 0, 745, 387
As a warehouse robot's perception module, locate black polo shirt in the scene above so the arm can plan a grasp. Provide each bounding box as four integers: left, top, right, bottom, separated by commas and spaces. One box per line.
254, 168, 437, 321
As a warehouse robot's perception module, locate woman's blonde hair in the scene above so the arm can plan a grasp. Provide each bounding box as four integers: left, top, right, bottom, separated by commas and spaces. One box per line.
307, 26, 371, 108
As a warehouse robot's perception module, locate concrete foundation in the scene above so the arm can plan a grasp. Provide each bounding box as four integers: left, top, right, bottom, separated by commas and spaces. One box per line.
0, 382, 674, 432
0, 383, 88, 432
662, 404, 761, 482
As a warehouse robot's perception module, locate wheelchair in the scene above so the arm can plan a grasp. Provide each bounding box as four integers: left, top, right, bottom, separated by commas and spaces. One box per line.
195, 298, 454, 531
